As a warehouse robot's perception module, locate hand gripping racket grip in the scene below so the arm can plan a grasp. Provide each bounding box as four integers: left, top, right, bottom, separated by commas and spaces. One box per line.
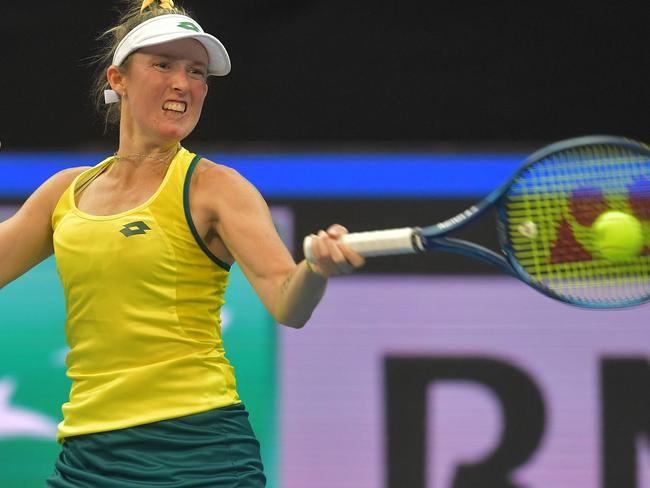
303, 227, 424, 262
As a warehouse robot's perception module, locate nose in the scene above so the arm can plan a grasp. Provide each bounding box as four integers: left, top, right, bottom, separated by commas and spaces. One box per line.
171, 68, 190, 93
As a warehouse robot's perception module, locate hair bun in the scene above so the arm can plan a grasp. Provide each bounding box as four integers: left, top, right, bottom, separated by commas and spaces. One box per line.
140, 0, 175, 14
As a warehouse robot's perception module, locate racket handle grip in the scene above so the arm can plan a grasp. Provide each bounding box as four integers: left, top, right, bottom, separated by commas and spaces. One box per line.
303, 227, 423, 262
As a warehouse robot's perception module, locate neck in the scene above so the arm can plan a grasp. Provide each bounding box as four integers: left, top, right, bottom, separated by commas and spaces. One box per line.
114, 142, 180, 163
110, 140, 181, 180
116, 109, 184, 165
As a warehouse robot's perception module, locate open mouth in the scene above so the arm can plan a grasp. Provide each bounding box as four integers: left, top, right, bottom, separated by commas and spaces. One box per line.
163, 101, 187, 114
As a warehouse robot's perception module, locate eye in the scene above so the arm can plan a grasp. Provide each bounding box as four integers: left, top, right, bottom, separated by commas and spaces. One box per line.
188, 67, 207, 80
154, 62, 171, 70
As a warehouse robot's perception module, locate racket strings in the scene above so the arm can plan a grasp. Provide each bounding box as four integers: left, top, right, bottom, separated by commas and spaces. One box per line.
503, 145, 650, 306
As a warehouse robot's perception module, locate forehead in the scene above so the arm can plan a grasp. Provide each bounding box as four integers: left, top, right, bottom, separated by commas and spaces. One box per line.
137, 38, 209, 65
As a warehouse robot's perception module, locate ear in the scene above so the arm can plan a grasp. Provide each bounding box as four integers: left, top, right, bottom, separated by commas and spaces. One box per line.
107, 65, 127, 97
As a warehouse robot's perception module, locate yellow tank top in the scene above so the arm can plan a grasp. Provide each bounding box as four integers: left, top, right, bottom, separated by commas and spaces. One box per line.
51, 147, 239, 442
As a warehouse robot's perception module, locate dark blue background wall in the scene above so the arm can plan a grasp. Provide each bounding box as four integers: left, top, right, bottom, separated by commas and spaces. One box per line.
2, 1, 648, 148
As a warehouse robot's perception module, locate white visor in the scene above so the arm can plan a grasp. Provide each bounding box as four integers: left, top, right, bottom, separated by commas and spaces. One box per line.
112, 14, 231, 76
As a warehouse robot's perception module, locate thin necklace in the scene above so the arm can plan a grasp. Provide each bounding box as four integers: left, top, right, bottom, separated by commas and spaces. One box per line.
113, 144, 181, 163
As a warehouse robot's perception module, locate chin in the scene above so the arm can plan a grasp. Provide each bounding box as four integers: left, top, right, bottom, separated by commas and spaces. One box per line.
151, 112, 196, 137
156, 124, 193, 142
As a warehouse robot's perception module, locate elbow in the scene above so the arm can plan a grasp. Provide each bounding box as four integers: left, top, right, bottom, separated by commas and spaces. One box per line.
283, 321, 307, 329
276, 313, 311, 329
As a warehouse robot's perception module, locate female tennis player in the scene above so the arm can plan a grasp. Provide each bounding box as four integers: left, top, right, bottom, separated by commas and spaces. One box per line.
0, 0, 364, 485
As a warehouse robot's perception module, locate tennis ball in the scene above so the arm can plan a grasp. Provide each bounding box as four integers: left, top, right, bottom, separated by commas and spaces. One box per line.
592, 211, 644, 262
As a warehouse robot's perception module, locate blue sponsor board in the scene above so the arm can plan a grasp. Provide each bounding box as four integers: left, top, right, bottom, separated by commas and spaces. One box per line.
0, 152, 524, 199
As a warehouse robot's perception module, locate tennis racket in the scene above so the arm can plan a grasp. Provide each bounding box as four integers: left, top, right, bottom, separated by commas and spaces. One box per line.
303, 135, 650, 309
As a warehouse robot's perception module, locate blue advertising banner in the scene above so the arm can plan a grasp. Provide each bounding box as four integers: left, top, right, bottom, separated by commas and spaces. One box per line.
0, 152, 524, 199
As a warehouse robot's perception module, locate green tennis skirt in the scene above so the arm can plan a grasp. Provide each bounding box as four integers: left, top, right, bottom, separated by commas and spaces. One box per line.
46, 403, 266, 487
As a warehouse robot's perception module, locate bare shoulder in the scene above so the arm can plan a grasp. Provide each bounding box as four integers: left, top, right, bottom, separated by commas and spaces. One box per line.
193, 158, 261, 198
48, 166, 92, 189
24, 166, 93, 216
42, 166, 91, 200
2, 163, 91, 225
190, 158, 269, 225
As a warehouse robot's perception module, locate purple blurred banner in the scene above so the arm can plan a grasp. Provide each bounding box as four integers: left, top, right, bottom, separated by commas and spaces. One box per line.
279, 276, 649, 488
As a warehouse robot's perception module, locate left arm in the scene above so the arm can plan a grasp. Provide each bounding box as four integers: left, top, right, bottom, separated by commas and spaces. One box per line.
195, 162, 363, 328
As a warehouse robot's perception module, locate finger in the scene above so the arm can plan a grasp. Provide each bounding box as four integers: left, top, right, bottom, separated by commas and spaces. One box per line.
317, 231, 353, 276
311, 231, 329, 263
324, 232, 347, 264
306, 236, 332, 277
313, 231, 338, 275
326, 224, 348, 239
309, 228, 363, 276
325, 238, 363, 275
323, 232, 351, 274
339, 244, 365, 268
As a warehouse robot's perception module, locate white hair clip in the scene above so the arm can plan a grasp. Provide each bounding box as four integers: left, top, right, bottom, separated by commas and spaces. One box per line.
104, 89, 121, 104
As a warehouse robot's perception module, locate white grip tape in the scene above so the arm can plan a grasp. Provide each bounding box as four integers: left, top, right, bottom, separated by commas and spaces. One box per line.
303, 227, 419, 262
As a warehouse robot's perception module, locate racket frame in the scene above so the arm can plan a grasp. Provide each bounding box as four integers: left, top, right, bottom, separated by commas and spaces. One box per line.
304, 135, 650, 309
414, 136, 650, 308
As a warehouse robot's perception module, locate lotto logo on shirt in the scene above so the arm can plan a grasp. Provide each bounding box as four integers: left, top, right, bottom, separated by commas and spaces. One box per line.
120, 221, 151, 237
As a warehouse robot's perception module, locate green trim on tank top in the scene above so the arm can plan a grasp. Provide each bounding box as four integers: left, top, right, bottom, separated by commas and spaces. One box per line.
183, 155, 231, 271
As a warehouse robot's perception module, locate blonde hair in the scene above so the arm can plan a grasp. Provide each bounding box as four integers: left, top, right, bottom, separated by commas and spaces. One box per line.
90, 0, 192, 131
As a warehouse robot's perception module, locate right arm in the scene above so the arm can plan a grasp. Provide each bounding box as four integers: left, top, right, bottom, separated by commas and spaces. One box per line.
0, 167, 88, 288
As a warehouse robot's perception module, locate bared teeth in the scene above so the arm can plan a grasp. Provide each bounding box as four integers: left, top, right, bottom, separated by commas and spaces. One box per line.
163, 101, 186, 113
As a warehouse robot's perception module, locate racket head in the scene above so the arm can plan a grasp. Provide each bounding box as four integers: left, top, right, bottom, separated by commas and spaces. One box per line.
497, 135, 650, 308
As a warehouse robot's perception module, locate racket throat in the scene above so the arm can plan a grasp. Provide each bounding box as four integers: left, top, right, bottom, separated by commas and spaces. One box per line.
411, 228, 426, 253
425, 237, 515, 276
